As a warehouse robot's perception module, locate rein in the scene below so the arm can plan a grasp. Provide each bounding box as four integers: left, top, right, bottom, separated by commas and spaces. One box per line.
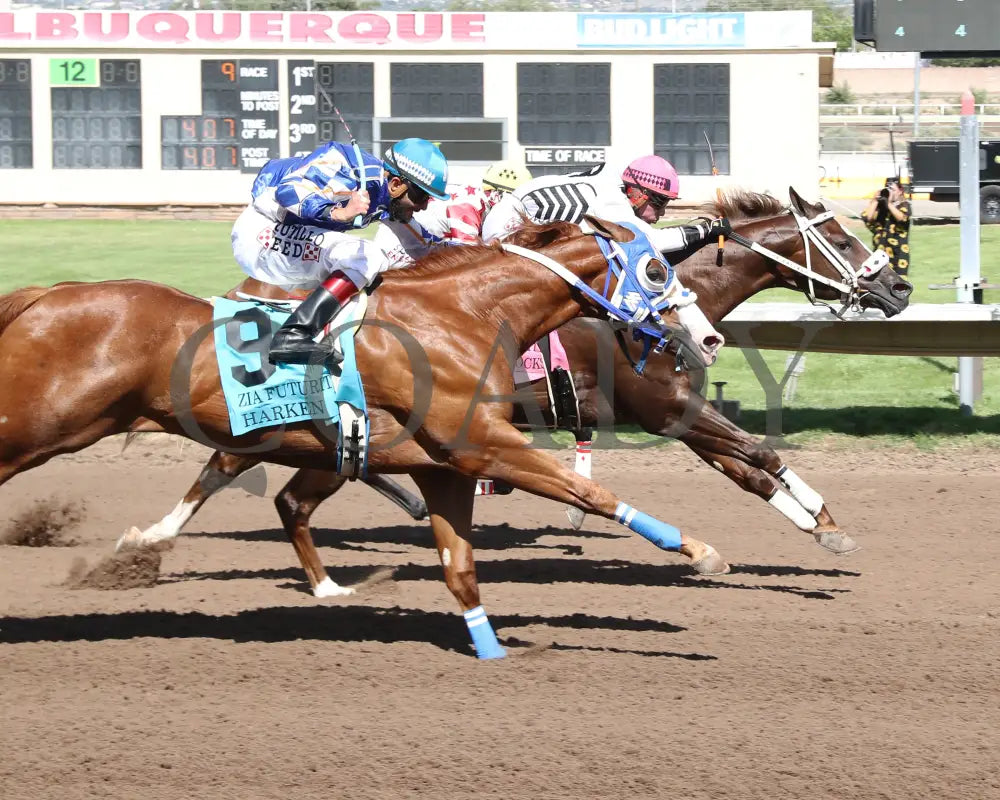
501, 239, 688, 374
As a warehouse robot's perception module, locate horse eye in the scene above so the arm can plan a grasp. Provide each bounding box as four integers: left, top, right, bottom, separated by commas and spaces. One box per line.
645, 263, 666, 284
835, 239, 852, 252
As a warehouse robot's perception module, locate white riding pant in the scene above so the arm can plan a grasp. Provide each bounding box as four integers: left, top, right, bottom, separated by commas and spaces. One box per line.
231, 205, 387, 292
480, 193, 529, 244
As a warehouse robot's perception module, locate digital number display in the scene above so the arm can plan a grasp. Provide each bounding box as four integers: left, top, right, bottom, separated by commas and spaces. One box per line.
0, 59, 32, 169
288, 61, 317, 158
316, 62, 374, 152
875, 0, 1000, 53
161, 115, 239, 170
517, 63, 611, 147
162, 60, 278, 172
51, 59, 141, 170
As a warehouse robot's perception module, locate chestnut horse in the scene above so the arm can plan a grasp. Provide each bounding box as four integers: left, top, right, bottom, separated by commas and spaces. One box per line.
0, 216, 729, 659
118, 188, 912, 597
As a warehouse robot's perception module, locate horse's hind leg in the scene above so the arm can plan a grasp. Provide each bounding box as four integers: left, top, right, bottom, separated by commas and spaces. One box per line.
410, 469, 506, 659
676, 403, 857, 554
117, 451, 260, 550
274, 468, 352, 598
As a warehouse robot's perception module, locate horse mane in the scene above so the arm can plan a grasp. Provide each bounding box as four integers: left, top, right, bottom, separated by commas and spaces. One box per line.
389, 219, 583, 280
701, 188, 786, 222
503, 219, 581, 250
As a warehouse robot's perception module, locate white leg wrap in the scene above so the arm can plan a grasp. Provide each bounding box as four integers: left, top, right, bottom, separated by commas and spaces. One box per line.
768, 490, 817, 532
574, 440, 592, 478
776, 466, 824, 517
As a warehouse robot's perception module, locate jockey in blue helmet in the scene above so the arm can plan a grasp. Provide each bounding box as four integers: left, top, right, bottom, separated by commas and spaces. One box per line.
232, 137, 449, 365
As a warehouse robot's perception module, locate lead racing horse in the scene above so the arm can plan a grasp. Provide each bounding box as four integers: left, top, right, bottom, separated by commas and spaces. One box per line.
0, 216, 729, 659
118, 188, 911, 597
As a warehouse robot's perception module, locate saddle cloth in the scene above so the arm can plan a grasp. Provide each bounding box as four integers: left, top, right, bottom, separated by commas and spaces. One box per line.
514, 331, 572, 384
211, 297, 367, 438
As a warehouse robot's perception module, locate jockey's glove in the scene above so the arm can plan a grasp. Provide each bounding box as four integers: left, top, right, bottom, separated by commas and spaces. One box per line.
680, 217, 733, 248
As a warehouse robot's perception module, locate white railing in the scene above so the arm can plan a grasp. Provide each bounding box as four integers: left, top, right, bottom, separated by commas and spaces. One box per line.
821, 102, 1000, 117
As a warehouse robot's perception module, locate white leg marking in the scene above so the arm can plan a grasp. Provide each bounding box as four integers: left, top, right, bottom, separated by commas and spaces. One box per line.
313, 576, 355, 598
768, 490, 818, 532
116, 498, 199, 551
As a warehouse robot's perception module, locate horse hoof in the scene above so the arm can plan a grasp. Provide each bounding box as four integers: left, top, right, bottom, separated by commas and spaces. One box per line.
814, 530, 861, 555
566, 506, 586, 530
115, 526, 144, 552
692, 546, 730, 576
313, 577, 355, 598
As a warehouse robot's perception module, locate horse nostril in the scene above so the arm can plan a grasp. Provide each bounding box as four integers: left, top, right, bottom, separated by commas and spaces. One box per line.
893, 282, 913, 297
702, 335, 724, 352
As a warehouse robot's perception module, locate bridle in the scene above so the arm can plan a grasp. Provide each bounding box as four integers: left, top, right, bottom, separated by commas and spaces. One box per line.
719, 206, 889, 318
501, 224, 700, 373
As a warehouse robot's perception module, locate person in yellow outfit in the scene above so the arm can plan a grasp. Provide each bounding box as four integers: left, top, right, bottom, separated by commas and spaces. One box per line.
861, 178, 911, 277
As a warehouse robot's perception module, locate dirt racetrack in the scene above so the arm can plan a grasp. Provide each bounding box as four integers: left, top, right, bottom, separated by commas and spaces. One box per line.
1, 436, 998, 800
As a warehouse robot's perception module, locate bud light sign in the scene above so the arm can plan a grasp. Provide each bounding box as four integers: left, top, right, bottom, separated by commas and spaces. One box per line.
577, 13, 745, 49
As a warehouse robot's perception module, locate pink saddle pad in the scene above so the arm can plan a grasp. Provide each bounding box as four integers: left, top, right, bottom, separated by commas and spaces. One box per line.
514, 331, 571, 384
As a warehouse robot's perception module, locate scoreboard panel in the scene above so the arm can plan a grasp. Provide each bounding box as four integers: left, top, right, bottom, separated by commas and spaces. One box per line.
287, 60, 318, 158
161, 116, 239, 170
161, 59, 279, 173
51, 59, 141, 169
874, 0, 1000, 54
317, 62, 374, 152
0, 59, 32, 169
374, 118, 505, 162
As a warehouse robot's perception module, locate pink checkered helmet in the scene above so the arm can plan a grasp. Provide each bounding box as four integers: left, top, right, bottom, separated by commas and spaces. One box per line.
621, 155, 679, 199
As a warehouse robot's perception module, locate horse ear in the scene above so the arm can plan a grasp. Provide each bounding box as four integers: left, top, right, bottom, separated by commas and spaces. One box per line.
581, 214, 633, 241
789, 186, 821, 216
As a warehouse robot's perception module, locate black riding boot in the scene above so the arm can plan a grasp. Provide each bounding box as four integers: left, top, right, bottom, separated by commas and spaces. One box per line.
268, 272, 358, 365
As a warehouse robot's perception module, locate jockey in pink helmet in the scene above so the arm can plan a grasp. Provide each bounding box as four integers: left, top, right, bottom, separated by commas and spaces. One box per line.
621, 155, 680, 223
481, 154, 731, 259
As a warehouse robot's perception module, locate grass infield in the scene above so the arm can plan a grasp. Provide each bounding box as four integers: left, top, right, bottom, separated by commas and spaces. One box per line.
1, 218, 998, 446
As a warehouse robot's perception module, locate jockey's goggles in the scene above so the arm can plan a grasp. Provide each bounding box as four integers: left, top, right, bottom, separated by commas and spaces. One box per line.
642, 189, 673, 210
405, 181, 429, 205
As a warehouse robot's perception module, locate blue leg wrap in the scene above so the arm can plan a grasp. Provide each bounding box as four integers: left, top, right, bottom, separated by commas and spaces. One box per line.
614, 503, 682, 551
463, 606, 506, 660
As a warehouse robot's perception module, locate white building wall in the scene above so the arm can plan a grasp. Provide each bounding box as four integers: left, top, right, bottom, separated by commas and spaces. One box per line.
0, 10, 831, 206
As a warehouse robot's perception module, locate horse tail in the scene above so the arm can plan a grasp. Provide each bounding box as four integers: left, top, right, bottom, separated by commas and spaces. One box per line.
0, 286, 49, 337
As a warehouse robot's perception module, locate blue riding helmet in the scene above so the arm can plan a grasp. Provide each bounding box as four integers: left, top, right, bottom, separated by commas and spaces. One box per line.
383, 138, 450, 201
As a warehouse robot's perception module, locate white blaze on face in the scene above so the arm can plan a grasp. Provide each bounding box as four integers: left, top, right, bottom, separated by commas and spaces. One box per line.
674, 303, 724, 365
441, 548, 452, 568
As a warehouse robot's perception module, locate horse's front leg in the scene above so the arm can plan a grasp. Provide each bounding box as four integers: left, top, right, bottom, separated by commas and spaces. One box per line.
453, 422, 728, 575
410, 469, 506, 660
117, 451, 259, 550
671, 398, 858, 554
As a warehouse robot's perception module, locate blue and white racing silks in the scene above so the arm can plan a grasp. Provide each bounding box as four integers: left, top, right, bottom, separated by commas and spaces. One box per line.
251, 142, 391, 232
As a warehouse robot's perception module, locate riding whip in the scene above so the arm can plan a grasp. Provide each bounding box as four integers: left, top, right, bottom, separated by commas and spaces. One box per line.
704, 130, 726, 266
330, 98, 368, 228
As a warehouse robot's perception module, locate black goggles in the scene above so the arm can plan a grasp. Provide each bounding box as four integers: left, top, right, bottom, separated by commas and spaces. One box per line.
405, 181, 429, 204
626, 182, 672, 210
644, 190, 672, 210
